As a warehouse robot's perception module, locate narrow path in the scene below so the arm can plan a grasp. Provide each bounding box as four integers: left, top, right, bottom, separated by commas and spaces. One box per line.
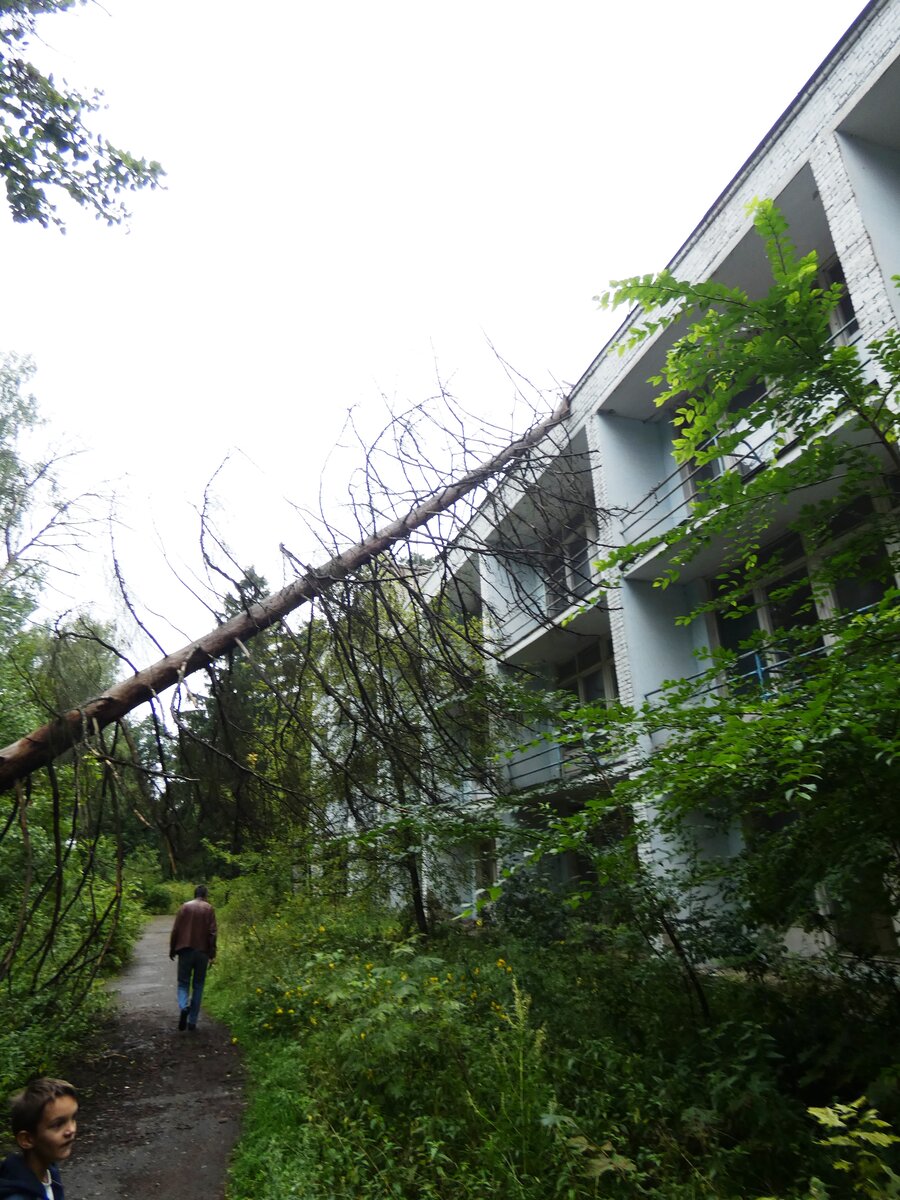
64, 916, 243, 1200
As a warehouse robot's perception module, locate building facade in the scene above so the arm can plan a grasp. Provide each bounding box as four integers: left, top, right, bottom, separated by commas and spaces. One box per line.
434, 0, 900, 935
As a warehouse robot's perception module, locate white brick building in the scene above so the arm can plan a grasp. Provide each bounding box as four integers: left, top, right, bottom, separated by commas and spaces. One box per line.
434, 0, 900, 928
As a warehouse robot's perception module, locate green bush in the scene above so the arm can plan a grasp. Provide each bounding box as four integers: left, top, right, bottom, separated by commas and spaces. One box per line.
123, 847, 192, 914
0, 856, 144, 1097
206, 866, 900, 1199
211, 889, 588, 1198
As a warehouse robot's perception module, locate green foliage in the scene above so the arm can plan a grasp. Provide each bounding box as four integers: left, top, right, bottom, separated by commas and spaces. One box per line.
166, 562, 511, 931
541, 592, 900, 952
0, 356, 148, 1096
808, 1100, 900, 1198
765, 1101, 900, 1199
596, 199, 899, 592
164, 571, 321, 873
212, 884, 577, 1199
123, 846, 183, 913
0, 0, 164, 226
203, 862, 900, 1199
0, 852, 143, 1095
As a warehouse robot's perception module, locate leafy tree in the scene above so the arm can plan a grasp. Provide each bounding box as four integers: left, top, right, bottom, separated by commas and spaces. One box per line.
0, 358, 135, 1074
0, 0, 163, 226
593, 202, 898, 593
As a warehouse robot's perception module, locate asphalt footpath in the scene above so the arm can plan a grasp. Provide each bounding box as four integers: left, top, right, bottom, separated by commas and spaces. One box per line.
63, 915, 244, 1200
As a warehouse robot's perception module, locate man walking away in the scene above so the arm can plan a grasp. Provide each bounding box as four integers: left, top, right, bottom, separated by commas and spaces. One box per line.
169, 885, 217, 1032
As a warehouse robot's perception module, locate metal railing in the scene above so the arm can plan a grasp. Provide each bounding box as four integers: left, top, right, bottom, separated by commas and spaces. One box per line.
619, 322, 863, 549
501, 724, 623, 792
643, 602, 881, 708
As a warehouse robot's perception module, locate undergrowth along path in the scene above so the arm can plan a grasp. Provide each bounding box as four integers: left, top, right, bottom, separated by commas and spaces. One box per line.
64, 915, 244, 1200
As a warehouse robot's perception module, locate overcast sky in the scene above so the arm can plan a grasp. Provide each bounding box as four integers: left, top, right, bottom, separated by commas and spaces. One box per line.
0, 0, 866, 644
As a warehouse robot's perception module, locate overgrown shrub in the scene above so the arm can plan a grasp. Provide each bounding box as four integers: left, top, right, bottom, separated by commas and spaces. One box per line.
207, 863, 900, 1199
0, 845, 144, 1096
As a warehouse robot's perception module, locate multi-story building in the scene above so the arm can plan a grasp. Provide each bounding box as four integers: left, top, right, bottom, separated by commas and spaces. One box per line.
432, 0, 900, 933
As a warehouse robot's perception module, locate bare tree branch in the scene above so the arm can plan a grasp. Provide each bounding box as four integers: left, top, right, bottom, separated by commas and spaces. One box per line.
0, 396, 571, 792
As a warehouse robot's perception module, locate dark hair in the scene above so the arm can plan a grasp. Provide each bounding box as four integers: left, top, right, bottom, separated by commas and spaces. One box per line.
10, 1079, 77, 1136
194, 885, 208, 899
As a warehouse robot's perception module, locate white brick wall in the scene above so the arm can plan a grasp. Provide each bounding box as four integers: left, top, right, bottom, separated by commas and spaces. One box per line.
811, 136, 896, 339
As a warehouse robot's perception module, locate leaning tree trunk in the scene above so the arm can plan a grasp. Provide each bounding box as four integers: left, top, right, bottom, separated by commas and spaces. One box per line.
0, 398, 569, 792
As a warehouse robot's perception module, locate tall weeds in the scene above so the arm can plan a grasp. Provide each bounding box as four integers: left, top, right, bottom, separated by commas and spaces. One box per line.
207, 869, 899, 1199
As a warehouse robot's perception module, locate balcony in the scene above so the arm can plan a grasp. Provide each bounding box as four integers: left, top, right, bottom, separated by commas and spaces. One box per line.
619, 318, 864, 557
501, 720, 624, 799
643, 599, 885, 711
496, 524, 604, 651
620, 416, 783, 549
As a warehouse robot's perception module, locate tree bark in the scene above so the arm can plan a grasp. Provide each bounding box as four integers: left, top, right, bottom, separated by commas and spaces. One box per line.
404, 850, 430, 937
0, 398, 569, 792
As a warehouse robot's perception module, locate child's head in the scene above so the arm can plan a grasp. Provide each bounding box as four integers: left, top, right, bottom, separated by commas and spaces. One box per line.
10, 1078, 78, 1174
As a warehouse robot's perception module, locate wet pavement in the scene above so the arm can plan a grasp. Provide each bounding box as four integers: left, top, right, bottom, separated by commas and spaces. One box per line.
64, 916, 244, 1200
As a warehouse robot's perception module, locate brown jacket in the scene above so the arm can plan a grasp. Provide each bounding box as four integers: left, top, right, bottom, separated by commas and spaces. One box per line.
170, 898, 217, 959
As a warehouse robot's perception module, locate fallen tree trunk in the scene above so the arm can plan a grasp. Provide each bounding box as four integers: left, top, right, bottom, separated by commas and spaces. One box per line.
0, 398, 569, 792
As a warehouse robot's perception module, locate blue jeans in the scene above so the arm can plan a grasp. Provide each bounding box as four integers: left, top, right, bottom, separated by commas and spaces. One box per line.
176, 948, 210, 1026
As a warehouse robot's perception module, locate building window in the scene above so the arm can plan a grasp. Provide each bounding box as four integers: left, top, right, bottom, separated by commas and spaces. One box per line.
712, 509, 896, 688
821, 257, 858, 345
554, 638, 620, 776
544, 519, 596, 616
682, 260, 858, 505
680, 379, 778, 502
555, 637, 619, 705
713, 533, 823, 687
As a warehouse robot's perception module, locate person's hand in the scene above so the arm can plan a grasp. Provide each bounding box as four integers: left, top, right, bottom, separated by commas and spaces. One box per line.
169, 953, 175, 961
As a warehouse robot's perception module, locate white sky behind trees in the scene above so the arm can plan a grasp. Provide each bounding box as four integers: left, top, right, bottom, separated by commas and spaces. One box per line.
0, 0, 866, 646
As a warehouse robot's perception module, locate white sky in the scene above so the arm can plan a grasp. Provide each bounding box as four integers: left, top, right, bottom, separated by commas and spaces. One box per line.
0, 0, 867, 646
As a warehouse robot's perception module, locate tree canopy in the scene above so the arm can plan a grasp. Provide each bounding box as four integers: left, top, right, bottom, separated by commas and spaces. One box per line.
0, 0, 163, 226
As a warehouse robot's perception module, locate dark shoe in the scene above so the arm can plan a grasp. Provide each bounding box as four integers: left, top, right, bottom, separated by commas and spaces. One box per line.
188, 1023, 197, 1032
178, 1008, 189, 1031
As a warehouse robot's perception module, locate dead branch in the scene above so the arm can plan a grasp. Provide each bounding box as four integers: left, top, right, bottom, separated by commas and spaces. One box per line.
0, 397, 570, 792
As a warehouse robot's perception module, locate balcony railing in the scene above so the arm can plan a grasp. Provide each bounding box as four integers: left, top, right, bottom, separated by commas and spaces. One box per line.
498, 558, 602, 651
620, 420, 785, 547
502, 725, 623, 792
619, 324, 863, 551
643, 602, 881, 709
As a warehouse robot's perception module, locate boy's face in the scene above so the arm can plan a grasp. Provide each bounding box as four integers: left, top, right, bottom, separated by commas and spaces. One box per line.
16, 1095, 78, 1172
